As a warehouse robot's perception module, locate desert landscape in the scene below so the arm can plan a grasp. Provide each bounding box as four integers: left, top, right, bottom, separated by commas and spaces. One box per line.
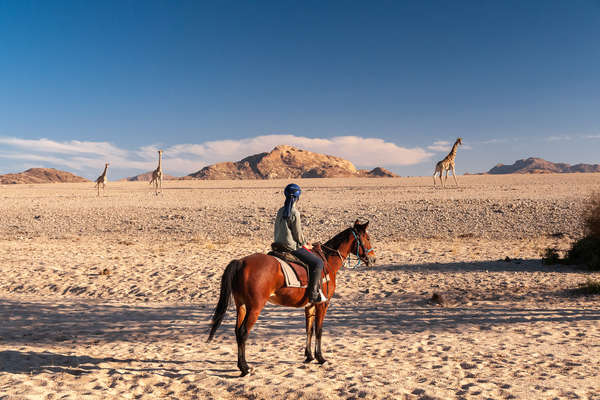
1, 173, 600, 399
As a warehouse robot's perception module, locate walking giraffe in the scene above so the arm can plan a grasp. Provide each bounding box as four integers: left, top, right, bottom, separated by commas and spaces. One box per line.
95, 163, 109, 196
149, 150, 163, 195
433, 138, 462, 187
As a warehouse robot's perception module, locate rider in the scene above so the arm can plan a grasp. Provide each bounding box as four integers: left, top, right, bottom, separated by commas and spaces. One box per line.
274, 183, 326, 303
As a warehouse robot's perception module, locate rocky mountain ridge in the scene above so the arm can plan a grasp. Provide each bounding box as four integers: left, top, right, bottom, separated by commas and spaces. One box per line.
188, 145, 397, 179
488, 158, 600, 174
0, 168, 89, 184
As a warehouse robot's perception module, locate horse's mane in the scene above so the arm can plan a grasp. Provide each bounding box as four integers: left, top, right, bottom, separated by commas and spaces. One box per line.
322, 227, 353, 254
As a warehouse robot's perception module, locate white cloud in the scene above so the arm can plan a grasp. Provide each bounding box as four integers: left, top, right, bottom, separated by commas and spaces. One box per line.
427, 139, 472, 152
0, 134, 433, 178
165, 135, 432, 166
481, 138, 509, 144
427, 140, 450, 152
547, 135, 573, 141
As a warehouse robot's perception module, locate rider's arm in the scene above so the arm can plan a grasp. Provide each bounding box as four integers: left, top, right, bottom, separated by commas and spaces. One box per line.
290, 209, 307, 249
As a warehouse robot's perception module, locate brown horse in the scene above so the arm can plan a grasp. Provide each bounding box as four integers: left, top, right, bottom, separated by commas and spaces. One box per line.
207, 220, 376, 376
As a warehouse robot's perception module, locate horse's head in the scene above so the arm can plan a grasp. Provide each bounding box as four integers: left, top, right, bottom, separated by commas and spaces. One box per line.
352, 219, 376, 267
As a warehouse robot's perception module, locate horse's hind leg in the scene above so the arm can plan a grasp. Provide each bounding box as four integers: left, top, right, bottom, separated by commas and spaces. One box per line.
314, 302, 330, 364
235, 304, 249, 375
304, 305, 316, 363
235, 302, 265, 377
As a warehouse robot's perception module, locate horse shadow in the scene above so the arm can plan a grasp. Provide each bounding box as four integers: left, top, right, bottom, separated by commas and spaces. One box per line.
0, 350, 130, 375
0, 349, 234, 377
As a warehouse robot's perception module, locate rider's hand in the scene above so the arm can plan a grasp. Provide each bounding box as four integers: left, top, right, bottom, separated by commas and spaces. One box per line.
303, 243, 313, 250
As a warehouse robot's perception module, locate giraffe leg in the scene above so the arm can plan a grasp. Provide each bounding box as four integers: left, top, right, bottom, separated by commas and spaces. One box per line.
452, 167, 458, 186
433, 170, 438, 186
439, 171, 444, 187
304, 305, 316, 362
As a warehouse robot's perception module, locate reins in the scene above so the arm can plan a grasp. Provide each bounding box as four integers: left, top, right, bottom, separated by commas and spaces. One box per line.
321, 229, 373, 269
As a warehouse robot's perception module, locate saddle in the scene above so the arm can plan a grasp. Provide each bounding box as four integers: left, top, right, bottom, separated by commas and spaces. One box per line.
268, 243, 329, 288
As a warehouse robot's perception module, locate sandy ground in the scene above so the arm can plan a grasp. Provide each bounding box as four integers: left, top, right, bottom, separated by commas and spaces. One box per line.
1, 174, 599, 399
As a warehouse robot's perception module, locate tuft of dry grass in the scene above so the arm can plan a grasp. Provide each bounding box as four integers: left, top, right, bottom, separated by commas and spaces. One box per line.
541, 248, 561, 265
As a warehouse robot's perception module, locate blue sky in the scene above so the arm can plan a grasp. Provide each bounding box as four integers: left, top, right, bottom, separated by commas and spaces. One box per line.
0, 0, 598, 179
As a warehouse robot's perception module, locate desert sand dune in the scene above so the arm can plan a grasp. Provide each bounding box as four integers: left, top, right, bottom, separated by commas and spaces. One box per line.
1, 174, 599, 399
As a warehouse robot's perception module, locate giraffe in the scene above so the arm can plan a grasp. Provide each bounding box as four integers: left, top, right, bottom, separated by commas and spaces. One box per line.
149, 150, 163, 195
95, 163, 109, 196
433, 137, 462, 187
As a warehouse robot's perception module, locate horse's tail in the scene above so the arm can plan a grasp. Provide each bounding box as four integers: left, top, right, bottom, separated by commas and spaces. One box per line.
207, 259, 243, 342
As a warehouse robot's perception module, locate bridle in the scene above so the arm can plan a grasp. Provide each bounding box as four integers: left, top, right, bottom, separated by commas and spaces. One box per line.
321, 228, 374, 269
349, 229, 374, 268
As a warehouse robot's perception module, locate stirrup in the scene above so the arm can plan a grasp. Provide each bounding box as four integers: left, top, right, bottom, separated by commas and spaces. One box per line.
310, 289, 328, 304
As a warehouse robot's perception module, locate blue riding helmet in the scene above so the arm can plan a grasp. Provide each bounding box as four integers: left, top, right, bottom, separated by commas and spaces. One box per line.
282, 183, 301, 219
284, 183, 301, 199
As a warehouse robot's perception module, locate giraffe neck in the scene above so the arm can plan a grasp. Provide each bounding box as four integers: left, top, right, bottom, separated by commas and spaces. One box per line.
447, 141, 459, 160
157, 153, 162, 170
101, 165, 108, 176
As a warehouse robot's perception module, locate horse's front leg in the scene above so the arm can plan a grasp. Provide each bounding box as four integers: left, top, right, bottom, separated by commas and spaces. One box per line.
304, 305, 316, 363
314, 302, 330, 364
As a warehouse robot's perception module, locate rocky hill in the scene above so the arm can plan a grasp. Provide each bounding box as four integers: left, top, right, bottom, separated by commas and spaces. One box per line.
0, 168, 89, 184
123, 171, 179, 181
488, 158, 600, 174
187, 145, 398, 179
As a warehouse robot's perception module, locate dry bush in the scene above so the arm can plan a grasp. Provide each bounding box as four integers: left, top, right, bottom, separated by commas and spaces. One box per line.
543, 193, 600, 270
561, 193, 600, 270
585, 192, 600, 238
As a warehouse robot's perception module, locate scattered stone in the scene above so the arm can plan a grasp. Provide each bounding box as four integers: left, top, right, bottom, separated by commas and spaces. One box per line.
430, 292, 446, 306
460, 362, 477, 370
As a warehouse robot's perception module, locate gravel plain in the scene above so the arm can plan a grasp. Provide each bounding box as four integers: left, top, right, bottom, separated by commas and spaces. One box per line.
1, 174, 599, 399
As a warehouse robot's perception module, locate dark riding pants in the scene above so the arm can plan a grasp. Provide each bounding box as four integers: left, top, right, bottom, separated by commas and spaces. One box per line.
292, 247, 324, 288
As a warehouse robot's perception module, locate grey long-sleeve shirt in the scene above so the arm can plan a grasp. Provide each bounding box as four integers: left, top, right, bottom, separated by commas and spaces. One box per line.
274, 206, 306, 251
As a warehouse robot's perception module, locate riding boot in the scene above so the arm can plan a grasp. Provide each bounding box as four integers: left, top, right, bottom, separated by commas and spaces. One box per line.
308, 264, 324, 303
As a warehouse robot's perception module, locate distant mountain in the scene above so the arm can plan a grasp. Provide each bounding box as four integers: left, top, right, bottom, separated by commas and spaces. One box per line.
488, 158, 600, 174
187, 145, 399, 179
123, 171, 179, 181
358, 167, 397, 177
0, 168, 89, 184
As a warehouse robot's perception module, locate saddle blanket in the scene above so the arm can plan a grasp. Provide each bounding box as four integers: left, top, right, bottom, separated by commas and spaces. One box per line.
273, 256, 330, 289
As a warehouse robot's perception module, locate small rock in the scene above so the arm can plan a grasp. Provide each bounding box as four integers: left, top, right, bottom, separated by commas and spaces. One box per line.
430, 292, 446, 306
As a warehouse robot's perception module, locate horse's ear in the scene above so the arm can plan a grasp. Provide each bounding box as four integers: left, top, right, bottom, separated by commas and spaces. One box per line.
354, 219, 360, 227
363, 221, 369, 229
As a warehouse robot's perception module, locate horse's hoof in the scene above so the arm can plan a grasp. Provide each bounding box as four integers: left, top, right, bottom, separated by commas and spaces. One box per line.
304, 357, 314, 363
317, 357, 327, 364
239, 366, 254, 377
